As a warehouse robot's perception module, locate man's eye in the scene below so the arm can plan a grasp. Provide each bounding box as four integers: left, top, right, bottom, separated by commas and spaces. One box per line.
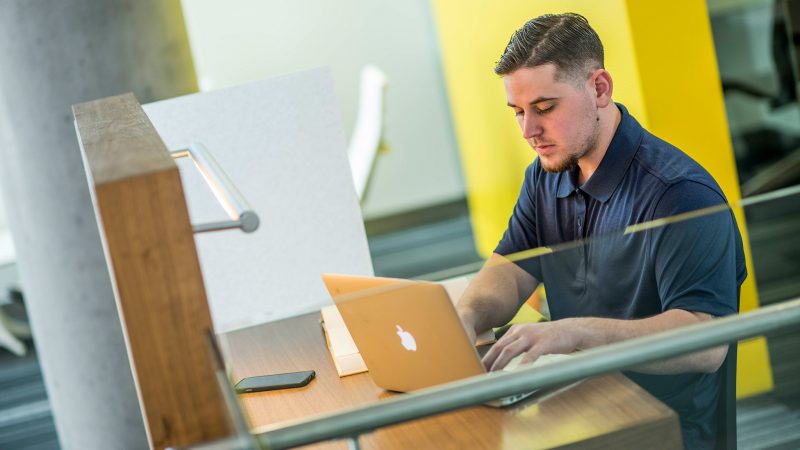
514, 110, 523, 117
535, 105, 554, 115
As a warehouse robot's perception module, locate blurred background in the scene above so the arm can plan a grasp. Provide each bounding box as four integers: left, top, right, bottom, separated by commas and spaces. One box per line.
0, 0, 798, 448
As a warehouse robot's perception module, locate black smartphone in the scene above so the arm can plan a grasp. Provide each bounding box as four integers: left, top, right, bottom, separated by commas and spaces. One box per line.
234, 370, 316, 394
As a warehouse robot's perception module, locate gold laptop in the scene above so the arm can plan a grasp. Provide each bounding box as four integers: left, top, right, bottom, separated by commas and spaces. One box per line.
321, 273, 539, 406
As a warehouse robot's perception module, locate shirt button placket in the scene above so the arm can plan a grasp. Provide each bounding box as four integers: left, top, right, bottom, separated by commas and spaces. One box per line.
574, 189, 587, 285
575, 190, 586, 238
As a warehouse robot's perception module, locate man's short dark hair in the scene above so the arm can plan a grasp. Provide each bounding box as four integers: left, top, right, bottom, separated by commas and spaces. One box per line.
495, 13, 604, 84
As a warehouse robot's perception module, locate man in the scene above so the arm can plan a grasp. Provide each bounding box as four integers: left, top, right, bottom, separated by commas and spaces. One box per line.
455, 13, 746, 450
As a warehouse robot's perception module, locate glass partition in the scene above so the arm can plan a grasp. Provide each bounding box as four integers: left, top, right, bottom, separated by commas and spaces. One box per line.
308, 184, 800, 449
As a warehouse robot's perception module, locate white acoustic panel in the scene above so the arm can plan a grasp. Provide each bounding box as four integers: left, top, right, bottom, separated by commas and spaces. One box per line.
143, 67, 373, 332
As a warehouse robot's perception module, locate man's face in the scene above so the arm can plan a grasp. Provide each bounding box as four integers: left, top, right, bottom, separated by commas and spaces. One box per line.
504, 64, 600, 173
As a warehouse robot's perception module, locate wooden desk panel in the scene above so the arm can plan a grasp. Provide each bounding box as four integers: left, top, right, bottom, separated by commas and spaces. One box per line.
223, 313, 682, 449
74, 93, 231, 449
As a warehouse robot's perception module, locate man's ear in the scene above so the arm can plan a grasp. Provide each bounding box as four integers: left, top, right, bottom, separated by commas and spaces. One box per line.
591, 69, 613, 108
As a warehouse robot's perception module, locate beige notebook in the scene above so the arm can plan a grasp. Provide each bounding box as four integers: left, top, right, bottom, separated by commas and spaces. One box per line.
320, 304, 368, 376
320, 276, 495, 377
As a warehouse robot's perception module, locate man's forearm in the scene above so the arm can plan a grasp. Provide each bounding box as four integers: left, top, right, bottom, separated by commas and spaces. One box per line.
457, 278, 519, 336
456, 253, 538, 337
567, 309, 729, 374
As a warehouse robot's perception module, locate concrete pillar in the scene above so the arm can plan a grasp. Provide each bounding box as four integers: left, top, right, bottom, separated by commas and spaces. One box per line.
0, 1, 198, 448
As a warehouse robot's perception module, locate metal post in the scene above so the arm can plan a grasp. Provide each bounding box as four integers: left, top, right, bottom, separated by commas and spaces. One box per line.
347, 435, 362, 450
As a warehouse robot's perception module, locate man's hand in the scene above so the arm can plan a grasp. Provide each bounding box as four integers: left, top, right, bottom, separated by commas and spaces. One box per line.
482, 320, 578, 371
482, 310, 728, 374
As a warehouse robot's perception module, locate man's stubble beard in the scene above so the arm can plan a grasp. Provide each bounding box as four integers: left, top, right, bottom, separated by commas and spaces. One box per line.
541, 114, 601, 174
541, 152, 580, 174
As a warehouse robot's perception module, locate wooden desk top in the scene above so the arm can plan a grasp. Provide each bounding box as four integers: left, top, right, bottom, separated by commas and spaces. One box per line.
222, 312, 682, 449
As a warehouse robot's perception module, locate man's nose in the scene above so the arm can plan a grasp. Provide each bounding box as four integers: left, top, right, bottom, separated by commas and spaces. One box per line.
521, 115, 542, 140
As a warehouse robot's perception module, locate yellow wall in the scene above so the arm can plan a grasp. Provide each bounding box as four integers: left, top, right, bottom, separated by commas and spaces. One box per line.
430, 0, 772, 398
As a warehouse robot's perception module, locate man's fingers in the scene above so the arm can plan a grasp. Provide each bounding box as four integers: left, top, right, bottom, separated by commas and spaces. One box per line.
490, 339, 527, 371
481, 342, 502, 369
482, 329, 518, 368
519, 348, 544, 366
485, 337, 529, 371
483, 324, 536, 370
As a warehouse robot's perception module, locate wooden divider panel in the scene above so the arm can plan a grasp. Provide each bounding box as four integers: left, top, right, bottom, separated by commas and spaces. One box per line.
73, 93, 232, 449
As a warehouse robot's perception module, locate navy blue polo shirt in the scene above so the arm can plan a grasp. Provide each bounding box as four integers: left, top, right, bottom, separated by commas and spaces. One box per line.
495, 104, 746, 450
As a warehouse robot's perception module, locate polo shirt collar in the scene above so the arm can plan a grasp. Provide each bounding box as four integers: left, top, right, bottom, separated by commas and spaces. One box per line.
556, 103, 643, 202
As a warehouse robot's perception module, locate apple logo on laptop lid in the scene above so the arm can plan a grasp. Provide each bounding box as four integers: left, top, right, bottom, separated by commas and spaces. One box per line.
396, 325, 417, 351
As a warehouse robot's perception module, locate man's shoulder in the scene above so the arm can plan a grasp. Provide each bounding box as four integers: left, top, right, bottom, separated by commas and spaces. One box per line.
653, 179, 729, 219
632, 131, 727, 203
